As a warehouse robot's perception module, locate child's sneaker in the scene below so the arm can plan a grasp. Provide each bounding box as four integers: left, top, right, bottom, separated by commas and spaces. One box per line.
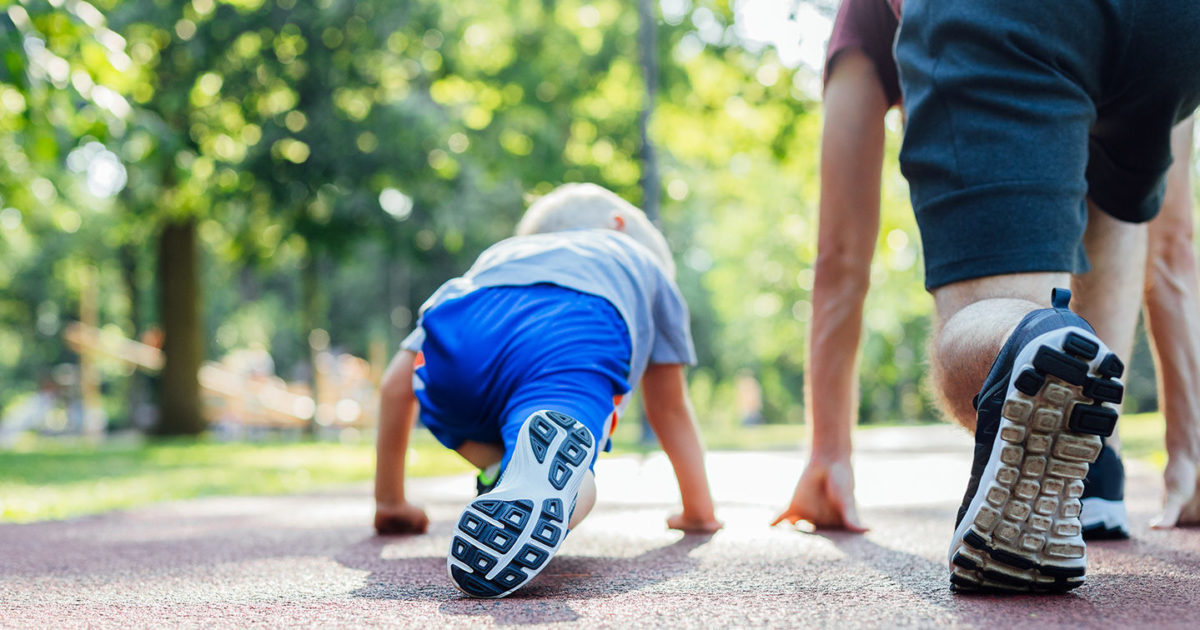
447, 410, 596, 598
1080, 444, 1131, 539
949, 288, 1124, 593
475, 462, 501, 496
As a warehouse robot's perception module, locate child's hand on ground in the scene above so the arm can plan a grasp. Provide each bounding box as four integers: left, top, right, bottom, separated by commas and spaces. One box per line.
667, 511, 723, 533
771, 457, 867, 532
374, 502, 430, 535
1152, 456, 1200, 528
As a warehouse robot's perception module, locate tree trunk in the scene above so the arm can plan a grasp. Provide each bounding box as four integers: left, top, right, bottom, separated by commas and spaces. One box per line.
120, 244, 142, 334
302, 248, 322, 435
120, 243, 151, 429
154, 218, 206, 435
637, 0, 660, 222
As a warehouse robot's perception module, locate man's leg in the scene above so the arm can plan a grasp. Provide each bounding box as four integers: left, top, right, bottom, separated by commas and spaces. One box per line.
1071, 203, 1147, 375
931, 273, 1069, 430
896, 0, 1197, 594
933, 273, 1126, 592
1061, 203, 1147, 538
1062, 203, 1145, 537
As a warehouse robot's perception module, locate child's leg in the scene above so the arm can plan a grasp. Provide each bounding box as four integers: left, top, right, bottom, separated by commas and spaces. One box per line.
456, 440, 505, 495
496, 374, 623, 528
422, 285, 630, 597
445, 359, 624, 598
449, 409, 599, 598
572, 469, 597, 528
455, 441, 503, 469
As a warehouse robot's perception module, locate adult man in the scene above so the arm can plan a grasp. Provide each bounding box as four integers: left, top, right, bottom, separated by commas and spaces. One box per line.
895, 0, 1200, 592
776, 0, 1200, 544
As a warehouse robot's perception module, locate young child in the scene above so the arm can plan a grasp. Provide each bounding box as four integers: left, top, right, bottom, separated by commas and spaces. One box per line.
372, 183, 721, 598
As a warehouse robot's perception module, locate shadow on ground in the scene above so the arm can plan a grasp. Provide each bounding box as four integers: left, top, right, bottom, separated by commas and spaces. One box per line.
339, 529, 714, 625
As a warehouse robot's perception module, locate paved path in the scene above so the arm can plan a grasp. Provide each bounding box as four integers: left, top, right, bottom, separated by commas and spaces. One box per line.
3, 425, 1200, 628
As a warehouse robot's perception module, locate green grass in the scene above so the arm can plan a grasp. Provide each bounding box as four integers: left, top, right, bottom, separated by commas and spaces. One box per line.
1116, 410, 1168, 468
0, 430, 471, 524
0, 412, 1170, 524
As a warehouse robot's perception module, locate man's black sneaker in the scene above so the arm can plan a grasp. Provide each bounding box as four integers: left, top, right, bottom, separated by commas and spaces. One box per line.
949, 288, 1124, 593
448, 410, 595, 598
1080, 444, 1131, 539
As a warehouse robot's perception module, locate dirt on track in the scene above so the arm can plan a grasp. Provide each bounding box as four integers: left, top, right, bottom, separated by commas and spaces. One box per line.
3, 425, 1199, 629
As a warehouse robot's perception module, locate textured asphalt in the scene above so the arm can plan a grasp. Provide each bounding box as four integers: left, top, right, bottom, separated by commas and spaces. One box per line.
3, 425, 1200, 629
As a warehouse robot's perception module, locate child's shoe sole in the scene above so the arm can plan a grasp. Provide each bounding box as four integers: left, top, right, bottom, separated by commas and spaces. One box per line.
950, 327, 1123, 593
447, 410, 595, 598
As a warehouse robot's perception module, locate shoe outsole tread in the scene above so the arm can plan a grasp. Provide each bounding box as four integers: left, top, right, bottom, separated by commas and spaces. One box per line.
950, 327, 1124, 594
448, 410, 595, 598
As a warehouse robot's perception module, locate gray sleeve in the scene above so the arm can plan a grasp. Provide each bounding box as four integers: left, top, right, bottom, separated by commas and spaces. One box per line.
649, 278, 698, 365
400, 325, 425, 353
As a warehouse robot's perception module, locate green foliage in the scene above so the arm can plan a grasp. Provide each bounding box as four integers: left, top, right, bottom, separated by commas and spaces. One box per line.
0, 0, 1177, 440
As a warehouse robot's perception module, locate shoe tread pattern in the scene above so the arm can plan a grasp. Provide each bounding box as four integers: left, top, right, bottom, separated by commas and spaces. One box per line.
952, 332, 1123, 594
450, 411, 594, 598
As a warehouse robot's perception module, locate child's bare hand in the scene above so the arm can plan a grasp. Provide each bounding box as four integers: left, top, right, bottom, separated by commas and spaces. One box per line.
374, 502, 430, 535
668, 511, 723, 533
771, 457, 867, 532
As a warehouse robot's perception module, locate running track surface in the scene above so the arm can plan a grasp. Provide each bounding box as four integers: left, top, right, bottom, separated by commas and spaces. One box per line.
3, 425, 1199, 629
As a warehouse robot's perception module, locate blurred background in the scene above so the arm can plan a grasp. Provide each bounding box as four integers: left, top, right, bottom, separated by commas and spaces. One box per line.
0, 0, 1175, 521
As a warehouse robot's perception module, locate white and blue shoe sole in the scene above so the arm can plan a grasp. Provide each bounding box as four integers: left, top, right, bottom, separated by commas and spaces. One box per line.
448, 410, 595, 598
950, 327, 1124, 593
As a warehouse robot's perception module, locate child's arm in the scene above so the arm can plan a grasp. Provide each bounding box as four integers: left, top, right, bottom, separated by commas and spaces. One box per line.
373, 350, 430, 534
641, 363, 721, 533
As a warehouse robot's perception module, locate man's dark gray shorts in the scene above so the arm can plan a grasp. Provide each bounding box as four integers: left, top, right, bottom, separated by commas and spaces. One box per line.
897, 0, 1200, 290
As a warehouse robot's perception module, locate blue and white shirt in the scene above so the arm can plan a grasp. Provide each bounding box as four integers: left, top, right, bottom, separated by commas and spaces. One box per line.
401, 229, 697, 394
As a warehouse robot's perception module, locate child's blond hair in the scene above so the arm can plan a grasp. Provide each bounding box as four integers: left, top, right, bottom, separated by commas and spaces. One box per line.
515, 183, 676, 279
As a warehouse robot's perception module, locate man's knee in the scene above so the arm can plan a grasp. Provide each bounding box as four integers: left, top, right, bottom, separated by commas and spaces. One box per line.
932, 273, 1069, 328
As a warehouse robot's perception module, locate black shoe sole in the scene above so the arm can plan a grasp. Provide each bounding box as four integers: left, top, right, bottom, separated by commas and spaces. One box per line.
950, 329, 1123, 593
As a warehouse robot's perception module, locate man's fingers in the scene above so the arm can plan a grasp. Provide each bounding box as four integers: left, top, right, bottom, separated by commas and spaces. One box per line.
830, 497, 867, 532
1152, 497, 1185, 529
840, 505, 869, 533
771, 511, 802, 527
1180, 497, 1200, 525
825, 469, 867, 532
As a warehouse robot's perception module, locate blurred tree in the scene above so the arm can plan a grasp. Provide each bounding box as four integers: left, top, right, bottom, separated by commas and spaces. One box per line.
9, 0, 1156, 439
0, 1, 142, 429
637, 0, 660, 223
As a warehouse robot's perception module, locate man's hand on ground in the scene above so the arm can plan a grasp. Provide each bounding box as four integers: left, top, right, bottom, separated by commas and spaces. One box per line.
771, 457, 867, 532
1152, 456, 1200, 528
374, 502, 430, 535
667, 511, 723, 533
